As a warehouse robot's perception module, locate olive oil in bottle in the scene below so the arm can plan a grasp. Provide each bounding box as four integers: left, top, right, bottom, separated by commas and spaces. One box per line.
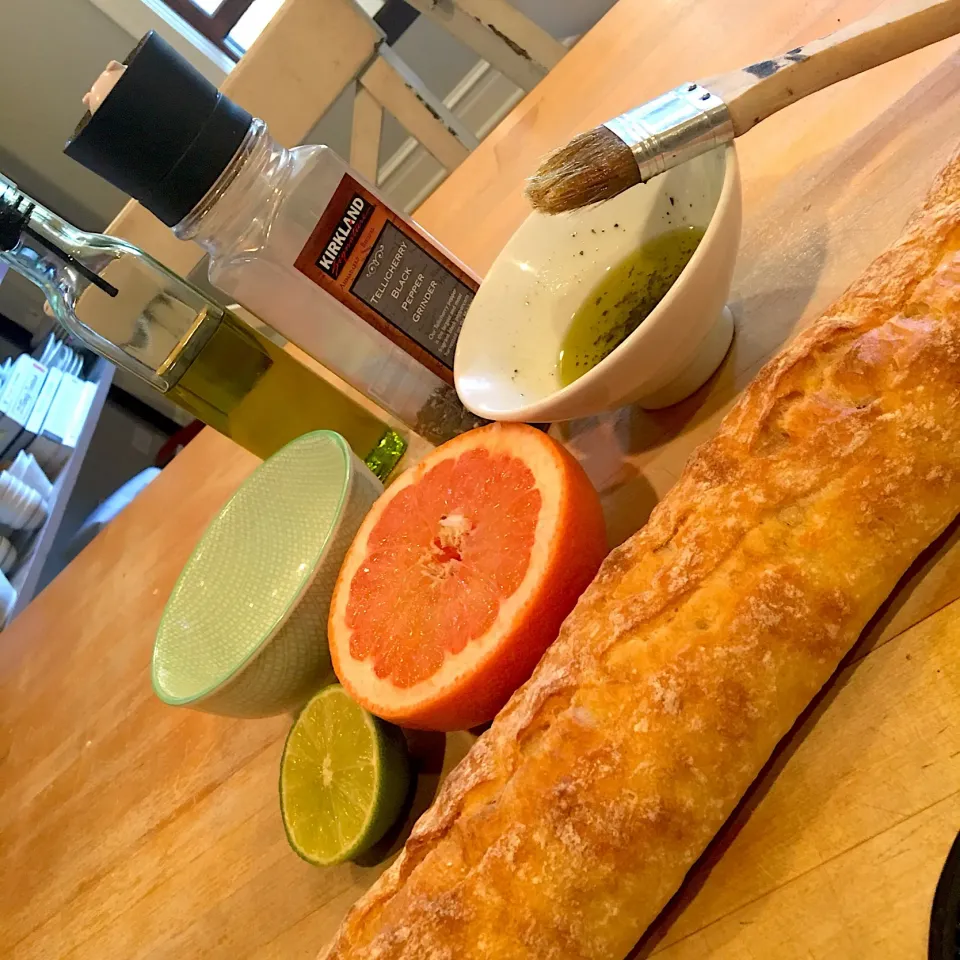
161, 307, 406, 473
558, 226, 705, 387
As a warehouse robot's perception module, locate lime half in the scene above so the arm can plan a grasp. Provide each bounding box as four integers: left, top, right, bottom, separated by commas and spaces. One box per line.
280, 684, 410, 865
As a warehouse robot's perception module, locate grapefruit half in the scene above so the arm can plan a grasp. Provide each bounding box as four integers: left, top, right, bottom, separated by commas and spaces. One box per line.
329, 423, 607, 731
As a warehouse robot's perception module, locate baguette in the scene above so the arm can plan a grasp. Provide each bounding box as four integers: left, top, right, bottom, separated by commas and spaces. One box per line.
322, 146, 960, 960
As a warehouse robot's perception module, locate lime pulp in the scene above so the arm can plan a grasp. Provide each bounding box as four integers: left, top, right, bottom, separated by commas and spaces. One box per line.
279, 684, 410, 865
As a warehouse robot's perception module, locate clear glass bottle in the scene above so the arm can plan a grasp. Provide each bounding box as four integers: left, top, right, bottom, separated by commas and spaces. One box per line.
0, 179, 407, 480
65, 32, 487, 445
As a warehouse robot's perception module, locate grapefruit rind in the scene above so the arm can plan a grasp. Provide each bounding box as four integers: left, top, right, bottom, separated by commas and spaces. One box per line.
329, 424, 606, 730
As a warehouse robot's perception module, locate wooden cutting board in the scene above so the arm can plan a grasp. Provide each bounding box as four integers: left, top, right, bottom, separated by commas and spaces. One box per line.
3, 0, 960, 957
643, 598, 960, 958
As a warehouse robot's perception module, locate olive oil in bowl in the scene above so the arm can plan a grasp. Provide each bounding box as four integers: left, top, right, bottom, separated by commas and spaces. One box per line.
557, 226, 705, 387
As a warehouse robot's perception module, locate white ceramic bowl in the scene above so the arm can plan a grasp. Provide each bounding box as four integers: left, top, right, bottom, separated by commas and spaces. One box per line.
8, 452, 53, 501
0, 472, 47, 530
0, 535, 17, 575
37, 334, 56, 365
455, 144, 742, 421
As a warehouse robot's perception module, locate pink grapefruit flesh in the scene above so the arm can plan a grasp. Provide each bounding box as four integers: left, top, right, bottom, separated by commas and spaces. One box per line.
329, 423, 607, 731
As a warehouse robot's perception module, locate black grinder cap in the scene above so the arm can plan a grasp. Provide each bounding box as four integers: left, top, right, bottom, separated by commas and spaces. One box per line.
65, 31, 252, 227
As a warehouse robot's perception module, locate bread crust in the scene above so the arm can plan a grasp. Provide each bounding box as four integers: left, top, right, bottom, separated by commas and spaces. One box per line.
321, 147, 960, 960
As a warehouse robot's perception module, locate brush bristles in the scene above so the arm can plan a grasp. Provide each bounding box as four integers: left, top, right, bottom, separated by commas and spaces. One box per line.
525, 126, 641, 215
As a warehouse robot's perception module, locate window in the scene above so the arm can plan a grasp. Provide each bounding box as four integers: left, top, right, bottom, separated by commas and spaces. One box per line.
159, 0, 281, 59
158, 0, 419, 62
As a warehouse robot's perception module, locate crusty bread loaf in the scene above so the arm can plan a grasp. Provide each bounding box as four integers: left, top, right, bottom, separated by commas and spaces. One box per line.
321, 147, 960, 960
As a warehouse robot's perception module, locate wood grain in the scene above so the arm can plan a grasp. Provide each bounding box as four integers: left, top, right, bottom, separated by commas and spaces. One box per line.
4, 1, 960, 957
647, 600, 960, 958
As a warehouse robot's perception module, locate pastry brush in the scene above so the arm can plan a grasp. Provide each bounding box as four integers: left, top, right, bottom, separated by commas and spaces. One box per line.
527, 0, 960, 214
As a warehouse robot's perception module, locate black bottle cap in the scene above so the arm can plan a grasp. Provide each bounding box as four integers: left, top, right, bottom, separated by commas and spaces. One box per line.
64, 31, 252, 227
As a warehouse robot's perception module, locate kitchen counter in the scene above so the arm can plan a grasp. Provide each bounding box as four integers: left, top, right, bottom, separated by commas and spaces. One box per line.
3, 1, 960, 956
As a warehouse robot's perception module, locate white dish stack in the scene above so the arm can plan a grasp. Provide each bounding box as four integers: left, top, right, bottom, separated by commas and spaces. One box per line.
0, 451, 54, 628
7, 450, 54, 501
36, 333, 85, 378
0, 535, 17, 575
0, 337, 96, 628
0, 470, 48, 531
0, 345, 97, 480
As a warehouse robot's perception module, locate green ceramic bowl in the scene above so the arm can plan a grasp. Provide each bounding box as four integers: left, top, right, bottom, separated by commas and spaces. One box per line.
152, 431, 383, 718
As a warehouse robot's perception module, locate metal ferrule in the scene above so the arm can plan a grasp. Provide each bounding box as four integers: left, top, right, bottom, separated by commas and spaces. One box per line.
604, 83, 733, 182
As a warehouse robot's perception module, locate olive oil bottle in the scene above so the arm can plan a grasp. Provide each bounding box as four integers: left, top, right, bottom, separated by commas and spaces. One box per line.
0, 179, 406, 479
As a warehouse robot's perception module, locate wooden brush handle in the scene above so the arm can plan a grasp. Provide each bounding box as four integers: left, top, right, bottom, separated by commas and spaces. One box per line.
702, 0, 960, 136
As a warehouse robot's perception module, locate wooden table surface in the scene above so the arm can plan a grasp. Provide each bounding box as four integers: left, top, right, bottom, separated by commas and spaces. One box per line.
4, 1, 960, 957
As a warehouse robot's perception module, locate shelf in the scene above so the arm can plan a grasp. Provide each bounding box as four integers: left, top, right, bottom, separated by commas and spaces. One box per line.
8, 357, 114, 619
